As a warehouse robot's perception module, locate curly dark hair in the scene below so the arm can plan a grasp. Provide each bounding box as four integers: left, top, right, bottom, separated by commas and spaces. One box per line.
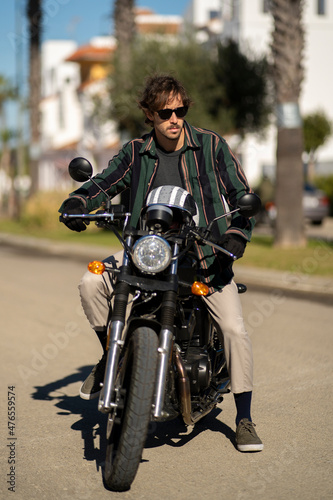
138, 74, 193, 126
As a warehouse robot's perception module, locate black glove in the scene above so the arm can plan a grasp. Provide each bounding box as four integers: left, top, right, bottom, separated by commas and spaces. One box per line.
59, 198, 90, 232
218, 233, 247, 259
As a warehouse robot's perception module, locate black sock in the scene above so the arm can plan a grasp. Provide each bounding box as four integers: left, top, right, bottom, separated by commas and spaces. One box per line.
95, 329, 107, 353
234, 391, 252, 426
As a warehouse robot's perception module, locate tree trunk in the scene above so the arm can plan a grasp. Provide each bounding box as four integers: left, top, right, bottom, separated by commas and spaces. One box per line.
274, 128, 306, 247
27, 0, 42, 196
271, 0, 306, 247
113, 0, 135, 87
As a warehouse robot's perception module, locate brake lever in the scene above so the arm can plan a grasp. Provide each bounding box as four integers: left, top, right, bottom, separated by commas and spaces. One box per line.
189, 228, 237, 261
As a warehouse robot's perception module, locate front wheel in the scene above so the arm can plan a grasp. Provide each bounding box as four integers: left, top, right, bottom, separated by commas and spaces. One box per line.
104, 327, 158, 491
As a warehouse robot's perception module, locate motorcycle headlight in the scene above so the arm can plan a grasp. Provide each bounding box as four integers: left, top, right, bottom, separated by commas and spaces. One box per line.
132, 235, 172, 274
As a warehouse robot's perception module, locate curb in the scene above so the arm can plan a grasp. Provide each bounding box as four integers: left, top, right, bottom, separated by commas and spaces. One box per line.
234, 265, 333, 303
1, 232, 333, 302
0, 232, 120, 263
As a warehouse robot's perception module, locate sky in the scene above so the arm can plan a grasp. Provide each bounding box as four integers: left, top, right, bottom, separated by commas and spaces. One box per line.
0, 0, 190, 97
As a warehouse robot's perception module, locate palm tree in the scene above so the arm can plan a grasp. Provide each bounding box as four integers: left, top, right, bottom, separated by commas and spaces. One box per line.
0, 75, 17, 216
271, 0, 306, 247
112, 0, 135, 209
113, 0, 135, 88
27, 0, 42, 195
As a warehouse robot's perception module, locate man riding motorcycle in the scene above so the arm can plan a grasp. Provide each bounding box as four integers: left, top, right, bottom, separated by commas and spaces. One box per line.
59, 74, 263, 452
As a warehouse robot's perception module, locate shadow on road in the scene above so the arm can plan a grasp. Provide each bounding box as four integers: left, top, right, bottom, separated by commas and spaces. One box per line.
31, 369, 236, 473
145, 408, 235, 451
31, 366, 106, 471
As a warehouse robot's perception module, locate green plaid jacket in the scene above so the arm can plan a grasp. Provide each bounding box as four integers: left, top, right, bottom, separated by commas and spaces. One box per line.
60, 121, 256, 292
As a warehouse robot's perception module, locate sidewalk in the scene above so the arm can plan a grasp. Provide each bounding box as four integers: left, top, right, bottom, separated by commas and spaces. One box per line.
234, 264, 333, 301
2, 231, 333, 301
0, 232, 117, 262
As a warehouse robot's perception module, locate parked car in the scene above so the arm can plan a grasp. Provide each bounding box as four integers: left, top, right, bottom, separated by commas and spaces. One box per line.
265, 184, 330, 226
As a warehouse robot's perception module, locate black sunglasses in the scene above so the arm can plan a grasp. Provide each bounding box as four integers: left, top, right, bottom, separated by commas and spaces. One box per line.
156, 106, 188, 120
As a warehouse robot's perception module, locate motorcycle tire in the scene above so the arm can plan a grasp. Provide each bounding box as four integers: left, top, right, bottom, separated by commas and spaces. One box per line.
103, 326, 158, 491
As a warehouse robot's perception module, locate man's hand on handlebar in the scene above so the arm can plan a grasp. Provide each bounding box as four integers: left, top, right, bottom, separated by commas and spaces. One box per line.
218, 233, 247, 259
59, 198, 90, 232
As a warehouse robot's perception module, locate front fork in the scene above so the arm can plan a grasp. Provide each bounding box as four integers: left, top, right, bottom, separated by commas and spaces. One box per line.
152, 243, 179, 419
98, 319, 125, 413
98, 239, 132, 414
98, 241, 179, 416
152, 327, 174, 419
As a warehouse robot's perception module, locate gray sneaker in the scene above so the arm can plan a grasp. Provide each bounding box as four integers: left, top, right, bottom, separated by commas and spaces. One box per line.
235, 418, 264, 452
79, 354, 106, 400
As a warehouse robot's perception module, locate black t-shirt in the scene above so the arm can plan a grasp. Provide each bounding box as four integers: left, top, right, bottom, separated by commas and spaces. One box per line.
152, 145, 184, 189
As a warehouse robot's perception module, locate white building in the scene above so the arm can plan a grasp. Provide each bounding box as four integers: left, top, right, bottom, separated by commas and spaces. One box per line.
39, 37, 120, 191
184, 0, 333, 185
40, 40, 82, 191
135, 7, 183, 39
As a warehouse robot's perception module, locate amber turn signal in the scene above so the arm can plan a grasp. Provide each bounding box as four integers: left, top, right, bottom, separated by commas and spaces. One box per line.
191, 281, 209, 296
88, 260, 105, 275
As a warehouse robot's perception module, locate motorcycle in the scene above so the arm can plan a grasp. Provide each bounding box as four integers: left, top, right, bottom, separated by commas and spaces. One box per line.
62, 157, 261, 492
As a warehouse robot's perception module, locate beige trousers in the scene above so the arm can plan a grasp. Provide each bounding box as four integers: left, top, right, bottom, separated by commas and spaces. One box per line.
78, 250, 253, 394
202, 280, 253, 394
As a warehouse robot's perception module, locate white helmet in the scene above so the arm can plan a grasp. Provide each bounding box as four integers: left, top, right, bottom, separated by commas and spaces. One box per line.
146, 186, 200, 227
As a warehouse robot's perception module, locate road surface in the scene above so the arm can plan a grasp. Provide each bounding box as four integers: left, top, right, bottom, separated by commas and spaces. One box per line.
0, 246, 332, 500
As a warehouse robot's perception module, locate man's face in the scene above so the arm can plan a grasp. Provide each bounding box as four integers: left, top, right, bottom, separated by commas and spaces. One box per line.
146, 93, 186, 151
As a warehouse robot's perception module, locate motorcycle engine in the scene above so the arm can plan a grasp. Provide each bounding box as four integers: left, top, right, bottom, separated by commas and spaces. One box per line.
184, 347, 212, 394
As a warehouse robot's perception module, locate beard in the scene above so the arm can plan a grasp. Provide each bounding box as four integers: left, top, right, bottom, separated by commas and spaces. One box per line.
164, 125, 182, 141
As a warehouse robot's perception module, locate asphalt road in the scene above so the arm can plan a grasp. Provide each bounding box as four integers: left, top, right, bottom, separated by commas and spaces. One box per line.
0, 246, 332, 500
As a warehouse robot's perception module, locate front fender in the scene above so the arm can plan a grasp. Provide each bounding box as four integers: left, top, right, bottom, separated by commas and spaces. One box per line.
126, 317, 161, 338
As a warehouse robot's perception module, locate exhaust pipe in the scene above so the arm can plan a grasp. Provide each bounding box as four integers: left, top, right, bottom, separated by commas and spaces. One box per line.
174, 350, 193, 426
174, 349, 222, 426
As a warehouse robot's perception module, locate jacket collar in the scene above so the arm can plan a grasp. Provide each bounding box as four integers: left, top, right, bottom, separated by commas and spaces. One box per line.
139, 121, 200, 156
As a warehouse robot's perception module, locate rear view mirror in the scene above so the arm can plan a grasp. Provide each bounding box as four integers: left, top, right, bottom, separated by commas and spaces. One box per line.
237, 193, 261, 218
68, 157, 93, 182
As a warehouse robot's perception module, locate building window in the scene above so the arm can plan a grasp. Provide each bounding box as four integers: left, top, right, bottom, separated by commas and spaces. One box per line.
317, 0, 326, 15
263, 0, 272, 13
209, 10, 220, 20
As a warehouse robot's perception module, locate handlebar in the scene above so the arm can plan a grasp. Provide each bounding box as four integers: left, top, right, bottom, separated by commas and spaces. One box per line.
199, 238, 237, 260
62, 212, 129, 222
61, 212, 237, 260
